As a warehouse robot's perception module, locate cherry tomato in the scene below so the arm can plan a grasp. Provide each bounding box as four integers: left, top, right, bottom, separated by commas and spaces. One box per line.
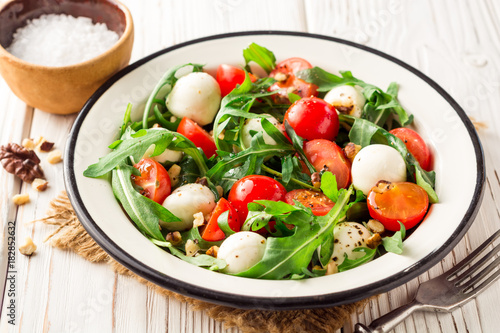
201, 198, 240, 242
132, 158, 171, 204
216, 64, 257, 97
367, 181, 429, 231
269, 57, 318, 103
303, 139, 350, 189
285, 189, 335, 216
284, 97, 339, 141
390, 127, 432, 171
177, 117, 217, 158
228, 175, 287, 225
270, 57, 314, 77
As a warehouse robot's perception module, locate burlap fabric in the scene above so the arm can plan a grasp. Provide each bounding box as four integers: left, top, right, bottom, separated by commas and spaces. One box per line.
34, 191, 372, 333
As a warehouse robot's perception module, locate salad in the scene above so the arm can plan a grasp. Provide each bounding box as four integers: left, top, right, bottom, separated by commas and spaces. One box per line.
84, 43, 438, 280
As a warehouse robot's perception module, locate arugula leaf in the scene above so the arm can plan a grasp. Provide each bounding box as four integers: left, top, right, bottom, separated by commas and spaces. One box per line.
180, 226, 223, 251
288, 92, 301, 104
337, 247, 377, 272
142, 63, 204, 128
340, 114, 438, 203
151, 239, 226, 270
320, 171, 339, 201
206, 132, 294, 184
153, 105, 181, 131
284, 121, 316, 174
382, 222, 406, 255
119, 103, 133, 137
217, 211, 237, 237
243, 43, 276, 74
84, 129, 208, 178
237, 186, 353, 279
213, 74, 276, 152
297, 67, 412, 127
111, 165, 180, 241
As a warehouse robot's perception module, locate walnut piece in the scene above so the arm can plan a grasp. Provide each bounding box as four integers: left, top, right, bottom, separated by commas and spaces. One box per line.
344, 142, 362, 163
165, 231, 182, 246
367, 219, 385, 234
39, 141, 54, 152
168, 164, 181, 187
0, 143, 44, 183
47, 150, 62, 164
19, 236, 37, 256
22, 138, 36, 150
326, 261, 338, 275
13, 193, 30, 205
185, 239, 200, 257
366, 233, 382, 249
193, 212, 206, 228
206, 246, 219, 258
32, 178, 49, 191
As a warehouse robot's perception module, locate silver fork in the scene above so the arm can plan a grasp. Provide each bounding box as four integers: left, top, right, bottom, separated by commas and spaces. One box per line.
355, 229, 500, 333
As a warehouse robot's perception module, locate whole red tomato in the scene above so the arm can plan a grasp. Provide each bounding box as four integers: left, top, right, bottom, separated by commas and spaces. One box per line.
216, 64, 257, 97
390, 127, 432, 171
284, 97, 339, 141
228, 175, 287, 225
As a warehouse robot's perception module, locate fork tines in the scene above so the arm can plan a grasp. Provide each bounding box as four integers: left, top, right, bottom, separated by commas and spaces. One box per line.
446, 229, 500, 294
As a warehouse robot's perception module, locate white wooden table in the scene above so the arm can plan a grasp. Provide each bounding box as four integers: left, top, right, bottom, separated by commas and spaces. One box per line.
1, 1, 500, 332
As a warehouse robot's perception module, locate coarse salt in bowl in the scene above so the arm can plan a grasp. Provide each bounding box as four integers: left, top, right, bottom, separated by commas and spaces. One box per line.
0, 0, 134, 114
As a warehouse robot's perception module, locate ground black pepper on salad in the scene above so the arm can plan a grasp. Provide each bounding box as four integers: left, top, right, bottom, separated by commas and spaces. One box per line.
84, 43, 438, 280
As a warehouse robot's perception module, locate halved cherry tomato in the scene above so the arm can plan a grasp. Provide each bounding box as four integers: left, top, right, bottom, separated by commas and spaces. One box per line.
201, 198, 240, 242
269, 57, 318, 103
367, 181, 429, 231
303, 139, 350, 189
132, 158, 171, 204
270, 57, 314, 76
285, 189, 335, 216
177, 117, 217, 158
228, 175, 287, 225
216, 64, 257, 97
284, 97, 339, 141
390, 127, 432, 171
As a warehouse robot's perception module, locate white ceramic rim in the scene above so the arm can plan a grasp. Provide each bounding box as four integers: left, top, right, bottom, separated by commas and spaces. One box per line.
64, 31, 485, 310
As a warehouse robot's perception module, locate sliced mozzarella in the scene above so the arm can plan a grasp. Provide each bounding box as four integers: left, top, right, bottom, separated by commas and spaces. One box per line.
166, 72, 221, 126
217, 232, 267, 274
240, 114, 281, 148
351, 144, 407, 195
324, 85, 366, 118
331, 222, 372, 266
160, 184, 216, 231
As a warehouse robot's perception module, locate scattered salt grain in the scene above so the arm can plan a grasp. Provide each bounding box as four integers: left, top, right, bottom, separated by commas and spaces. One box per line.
7, 14, 119, 67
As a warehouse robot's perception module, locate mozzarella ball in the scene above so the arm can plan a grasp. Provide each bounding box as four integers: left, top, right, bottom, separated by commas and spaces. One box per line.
151, 149, 183, 163
166, 72, 221, 125
142, 144, 183, 163
241, 115, 281, 148
160, 184, 216, 231
351, 144, 407, 195
331, 222, 373, 266
324, 85, 366, 118
217, 232, 267, 274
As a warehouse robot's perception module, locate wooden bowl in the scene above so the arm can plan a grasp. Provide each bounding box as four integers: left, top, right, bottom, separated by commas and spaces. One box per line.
0, 0, 134, 114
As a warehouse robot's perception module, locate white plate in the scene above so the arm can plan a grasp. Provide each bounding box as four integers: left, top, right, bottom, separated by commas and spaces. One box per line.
64, 31, 485, 309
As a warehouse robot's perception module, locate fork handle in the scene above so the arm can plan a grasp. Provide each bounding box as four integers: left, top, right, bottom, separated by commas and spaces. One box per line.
354, 300, 424, 333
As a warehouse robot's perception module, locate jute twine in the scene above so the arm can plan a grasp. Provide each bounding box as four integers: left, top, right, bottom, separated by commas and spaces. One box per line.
34, 191, 372, 333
